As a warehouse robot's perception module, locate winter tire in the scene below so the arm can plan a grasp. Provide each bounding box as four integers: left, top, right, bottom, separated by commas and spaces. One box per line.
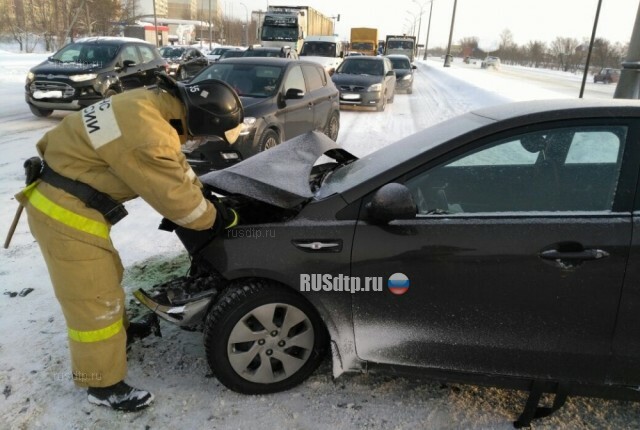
28, 104, 53, 118
203, 280, 328, 394
377, 92, 387, 112
324, 111, 340, 141
257, 129, 280, 152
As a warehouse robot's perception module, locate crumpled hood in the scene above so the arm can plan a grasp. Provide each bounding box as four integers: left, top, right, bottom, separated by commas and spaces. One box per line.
200, 132, 357, 209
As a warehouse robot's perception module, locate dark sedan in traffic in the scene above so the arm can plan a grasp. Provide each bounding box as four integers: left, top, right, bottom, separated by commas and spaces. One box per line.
386, 54, 416, 94
137, 99, 640, 426
183, 58, 340, 173
331, 55, 396, 111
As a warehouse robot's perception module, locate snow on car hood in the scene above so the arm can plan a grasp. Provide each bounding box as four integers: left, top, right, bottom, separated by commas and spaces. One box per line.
200, 132, 357, 209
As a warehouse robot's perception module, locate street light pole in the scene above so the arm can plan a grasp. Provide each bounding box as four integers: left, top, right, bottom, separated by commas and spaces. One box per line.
413, 0, 425, 60
423, 0, 433, 60
614, 1, 640, 98
208, 0, 212, 50
240, 2, 249, 46
443, 0, 457, 67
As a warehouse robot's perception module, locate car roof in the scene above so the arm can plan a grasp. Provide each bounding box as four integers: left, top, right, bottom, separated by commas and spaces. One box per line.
343, 56, 384, 61
217, 57, 323, 68
385, 54, 411, 60
74, 37, 150, 45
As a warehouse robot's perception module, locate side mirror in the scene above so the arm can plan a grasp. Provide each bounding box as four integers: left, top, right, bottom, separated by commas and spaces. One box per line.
412, 64, 417, 69
386, 70, 395, 76
285, 88, 305, 99
123, 59, 136, 68
366, 183, 416, 224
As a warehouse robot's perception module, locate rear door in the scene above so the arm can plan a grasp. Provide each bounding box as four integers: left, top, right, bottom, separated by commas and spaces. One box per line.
281, 64, 314, 140
117, 44, 144, 90
350, 120, 638, 384
137, 44, 164, 86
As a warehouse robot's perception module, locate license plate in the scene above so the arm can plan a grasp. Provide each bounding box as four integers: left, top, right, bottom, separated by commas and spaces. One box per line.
33, 90, 63, 99
341, 93, 360, 100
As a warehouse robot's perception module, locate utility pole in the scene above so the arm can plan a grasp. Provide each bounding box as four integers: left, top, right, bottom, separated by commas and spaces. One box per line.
209, 0, 212, 50
152, 0, 159, 47
423, 0, 433, 60
240, 2, 249, 46
443, 0, 457, 67
614, 2, 640, 99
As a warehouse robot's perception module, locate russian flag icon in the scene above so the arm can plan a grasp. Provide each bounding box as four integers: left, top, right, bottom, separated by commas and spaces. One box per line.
387, 273, 410, 295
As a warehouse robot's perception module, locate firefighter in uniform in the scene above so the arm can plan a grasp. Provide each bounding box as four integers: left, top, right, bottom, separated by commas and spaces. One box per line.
14, 75, 243, 411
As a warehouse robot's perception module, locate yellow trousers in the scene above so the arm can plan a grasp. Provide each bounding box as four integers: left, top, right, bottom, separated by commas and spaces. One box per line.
28, 213, 128, 388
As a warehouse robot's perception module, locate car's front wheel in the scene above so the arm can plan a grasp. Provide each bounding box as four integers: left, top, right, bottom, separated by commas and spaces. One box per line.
377, 92, 387, 112
203, 280, 328, 394
324, 111, 340, 141
28, 104, 53, 118
257, 128, 280, 152
103, 88, 118, 98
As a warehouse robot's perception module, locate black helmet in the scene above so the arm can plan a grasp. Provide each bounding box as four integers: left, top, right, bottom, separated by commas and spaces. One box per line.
177, 79, 244, 141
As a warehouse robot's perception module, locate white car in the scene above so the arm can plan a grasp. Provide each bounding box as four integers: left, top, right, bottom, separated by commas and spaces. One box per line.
205, 46, 246, 63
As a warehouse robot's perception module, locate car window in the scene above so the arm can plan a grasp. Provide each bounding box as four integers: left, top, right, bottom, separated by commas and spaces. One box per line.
390, 58, 411, 69
284, 65, 306, 93
302, 65, 324, 91
138, 45, 156, 63
51, 43, 118, 65
405, 126, 627, 213
192, 63, 284, 97
120, 45, 140, 64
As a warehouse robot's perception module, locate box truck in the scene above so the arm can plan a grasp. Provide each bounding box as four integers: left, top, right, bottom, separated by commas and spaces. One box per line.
258, 6, 334, 53
350, 28, 378, 56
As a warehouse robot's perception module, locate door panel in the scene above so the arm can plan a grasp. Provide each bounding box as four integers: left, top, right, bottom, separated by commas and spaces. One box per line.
351, 123, 633, 384
282, 65, 313, 139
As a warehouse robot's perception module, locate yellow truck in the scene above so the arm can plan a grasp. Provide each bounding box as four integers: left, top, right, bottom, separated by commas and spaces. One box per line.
350, 28, 378, 56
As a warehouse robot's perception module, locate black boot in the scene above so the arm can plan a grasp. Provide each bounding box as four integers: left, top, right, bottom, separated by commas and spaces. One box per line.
126, 313, 161, 347
87, 381, 154, 411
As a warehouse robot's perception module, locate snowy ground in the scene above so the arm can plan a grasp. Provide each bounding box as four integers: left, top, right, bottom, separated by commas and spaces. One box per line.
1, 51, 638, 429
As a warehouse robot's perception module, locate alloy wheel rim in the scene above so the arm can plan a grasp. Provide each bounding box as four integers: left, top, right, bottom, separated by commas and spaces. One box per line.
227, 303, 314, 384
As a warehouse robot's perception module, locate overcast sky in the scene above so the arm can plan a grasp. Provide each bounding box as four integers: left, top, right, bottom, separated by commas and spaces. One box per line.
226, 0, 639, 47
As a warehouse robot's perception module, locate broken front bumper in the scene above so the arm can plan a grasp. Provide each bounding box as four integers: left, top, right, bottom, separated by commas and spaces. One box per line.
134, 274, 223, 330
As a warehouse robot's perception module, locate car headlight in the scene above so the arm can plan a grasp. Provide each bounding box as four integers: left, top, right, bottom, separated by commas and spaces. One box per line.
26, 72, 35, 83
69, 73, 97, 82
240, 117, 257, 136
367, 83, 382, 92
169, 63, 179, 70
401, 74, 412, 81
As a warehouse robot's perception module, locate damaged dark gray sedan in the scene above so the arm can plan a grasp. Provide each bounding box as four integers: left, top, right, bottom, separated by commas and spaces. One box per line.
136, 99, 640, 426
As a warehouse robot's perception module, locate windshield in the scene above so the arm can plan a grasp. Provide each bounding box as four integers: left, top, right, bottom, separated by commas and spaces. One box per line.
350, 42, 374, 51
159, 47, 185, 58
389, 58, 411, 69
51, 43, 118, 65
300, 42, 336, 57
220, 50, 245, 59
210, 47, 230, 55
336, 59, 384, 76
318, 113, 490, 199
387, 40, 414, 50
261, 25, 298, 42
191, 63, 284, 97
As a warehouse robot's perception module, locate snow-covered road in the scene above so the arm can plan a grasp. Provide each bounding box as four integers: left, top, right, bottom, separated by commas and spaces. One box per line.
1, 51, 635, 429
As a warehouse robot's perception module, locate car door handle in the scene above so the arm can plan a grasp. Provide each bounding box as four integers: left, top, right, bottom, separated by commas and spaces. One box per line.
539, 249, 609, 261
292, 240, 342, 252
308, 102, 314, 109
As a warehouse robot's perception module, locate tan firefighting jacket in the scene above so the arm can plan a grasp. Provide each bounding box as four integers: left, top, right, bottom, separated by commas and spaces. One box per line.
16, 87, 215, 249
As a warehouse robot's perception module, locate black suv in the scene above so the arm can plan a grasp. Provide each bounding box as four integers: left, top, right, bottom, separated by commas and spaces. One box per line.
184, 57, 339, 172
158, 45, 209, 80
25, 37, 167, 117
242, 45, 299, 59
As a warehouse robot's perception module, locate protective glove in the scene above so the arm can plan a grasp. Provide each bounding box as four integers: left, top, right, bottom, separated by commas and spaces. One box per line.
211, 198, 239, 235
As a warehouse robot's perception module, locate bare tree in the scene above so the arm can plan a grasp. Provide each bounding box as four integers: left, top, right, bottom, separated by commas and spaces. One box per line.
549, 36, 581, 71
526, 40, 546, 68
